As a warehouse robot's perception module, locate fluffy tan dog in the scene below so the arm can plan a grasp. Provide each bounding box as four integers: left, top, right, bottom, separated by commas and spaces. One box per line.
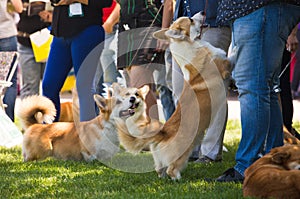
243, 145, 300, 199
16, 91, 139, 162
112, 83, 163, 153
114, 16, 231, 180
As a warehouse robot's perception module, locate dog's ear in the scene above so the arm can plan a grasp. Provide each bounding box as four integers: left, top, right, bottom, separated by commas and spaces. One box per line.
153, 29, 169, 41
94, 94, 107, 110
111, 82, 122, 96
271, 151, 291, 164
139, 85, 150, 99
165, 29, 188, 41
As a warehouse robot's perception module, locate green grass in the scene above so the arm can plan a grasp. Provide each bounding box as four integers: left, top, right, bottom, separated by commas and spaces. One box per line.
1, 120, 299, 199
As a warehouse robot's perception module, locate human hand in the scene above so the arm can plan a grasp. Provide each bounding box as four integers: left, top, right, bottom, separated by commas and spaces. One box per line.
156, 40, 169, 52
39, 10, 52, 22
103, 22, 113, 34
286, 27, 298, 52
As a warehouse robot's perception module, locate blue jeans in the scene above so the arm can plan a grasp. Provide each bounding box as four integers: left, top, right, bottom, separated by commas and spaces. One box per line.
232, 3, 300, 176
0, 36, 18, 121
18, 43, 46, 98
42, 25, 105, 122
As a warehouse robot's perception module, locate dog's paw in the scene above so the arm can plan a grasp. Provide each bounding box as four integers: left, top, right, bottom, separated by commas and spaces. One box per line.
82, 152, 97, 162
157, 167, 168, 178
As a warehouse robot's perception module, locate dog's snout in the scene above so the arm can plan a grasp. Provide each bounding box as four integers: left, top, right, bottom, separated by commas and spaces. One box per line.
129, 96, 136, 103
200, 11, 205, 15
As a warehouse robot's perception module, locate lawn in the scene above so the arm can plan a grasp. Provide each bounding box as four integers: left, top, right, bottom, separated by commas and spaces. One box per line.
1, 120, 299, 199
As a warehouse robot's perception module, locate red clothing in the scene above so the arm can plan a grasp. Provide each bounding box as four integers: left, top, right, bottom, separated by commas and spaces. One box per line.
102, 0, 116, 23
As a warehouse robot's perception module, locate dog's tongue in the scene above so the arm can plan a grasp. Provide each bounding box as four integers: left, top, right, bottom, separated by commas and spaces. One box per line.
119, 109, 135, 117
130, 102, 139, 109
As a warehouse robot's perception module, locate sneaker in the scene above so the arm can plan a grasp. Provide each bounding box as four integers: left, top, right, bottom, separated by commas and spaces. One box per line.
215, 168, 244, 183
194, 156, 222, 164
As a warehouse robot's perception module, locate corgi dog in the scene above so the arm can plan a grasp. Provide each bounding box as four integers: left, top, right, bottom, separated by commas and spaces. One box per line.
243, 145, 300, 199
16, 87, 145, 162
114, 15, 231, 180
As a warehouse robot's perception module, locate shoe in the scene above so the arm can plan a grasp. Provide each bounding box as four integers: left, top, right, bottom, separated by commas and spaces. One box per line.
215, 168, 244, 183
194, 156, 222, 164
188, 157, 198, 162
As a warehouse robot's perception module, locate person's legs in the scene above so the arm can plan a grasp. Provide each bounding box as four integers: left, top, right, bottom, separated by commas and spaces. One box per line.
279, 49, 294, 132
164, 48, 173, 92
291, 29, 300, 95
72, 25, 105, 121
101, 26, 120, 84
3, 69, 17, 121
0, 36, 18, 121
153, 52, 175, 121
157, 84, 175, 121
171, 59, 184, 106
18, 44, 45, 98
42, 37, 73, 122
193, 27, 231, 161
94, 25, 120, 98
232, 3, 299, 177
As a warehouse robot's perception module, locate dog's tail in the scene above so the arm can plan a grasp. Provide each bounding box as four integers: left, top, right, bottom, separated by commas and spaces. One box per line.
16, 95, 56, 130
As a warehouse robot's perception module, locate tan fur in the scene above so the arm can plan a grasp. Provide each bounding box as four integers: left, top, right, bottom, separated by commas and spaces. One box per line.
113, 83, 163, 154
116, 17, 231, 180
59, 101, 73, 122
243, 145, 300, 199
16, 95, 57, 130
284, 125, 300, 145
17, 92, 136, 162
59, 88, 79, 122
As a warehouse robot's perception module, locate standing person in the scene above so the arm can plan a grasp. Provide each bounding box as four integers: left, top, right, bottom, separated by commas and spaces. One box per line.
291, 23, 300, 99
160, 0, 231, 163
117, 0, 164, 120
215, 1, 300, 182
0, 0, 23, 121
42, 0, 112, 122
153, 0, 175, 122
17, 0, 52, 99
279, 26, 299, 138
94, 0, 120, 98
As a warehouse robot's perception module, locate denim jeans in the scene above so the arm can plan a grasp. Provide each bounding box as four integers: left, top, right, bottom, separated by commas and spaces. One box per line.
0, 36, 18, 121
231, 3, 300, 176
18, 43, 46, 98
42, 25, 105, 122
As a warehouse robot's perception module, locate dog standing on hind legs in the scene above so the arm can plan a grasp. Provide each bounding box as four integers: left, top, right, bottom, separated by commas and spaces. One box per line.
114, 16, 231, 180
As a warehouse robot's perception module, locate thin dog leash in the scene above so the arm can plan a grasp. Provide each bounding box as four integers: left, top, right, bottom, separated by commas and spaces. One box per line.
279, 52, 296, 78
128, 2, 164, 68
273, 52, 296, 93
198, 0, 208, 39
194, 0, 209, 40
